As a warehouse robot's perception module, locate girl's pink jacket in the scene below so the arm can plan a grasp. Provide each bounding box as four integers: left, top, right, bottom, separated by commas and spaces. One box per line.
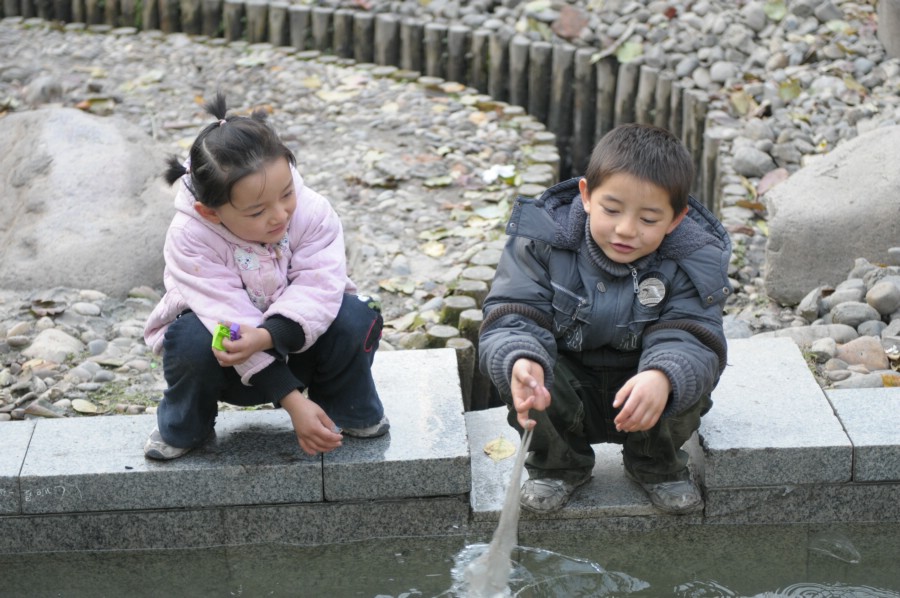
144, 166, 356, 385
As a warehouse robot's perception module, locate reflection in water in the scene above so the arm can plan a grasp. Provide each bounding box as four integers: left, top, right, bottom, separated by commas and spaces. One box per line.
676, 580, 900, 598
444, 543, 648, 597
808, 530, 862, 564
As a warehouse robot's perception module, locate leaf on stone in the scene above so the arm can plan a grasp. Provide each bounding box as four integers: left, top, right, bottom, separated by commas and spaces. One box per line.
883, 374, 900, 387
316, 89, 359, 102
730, 90, 758, 116
842, 74, 866, 95
424, 175, 454, 188
484, 436, 516, 462
72, 399, 99, 414
235, 54, 269, 67
826, 20, 853, 35
778, 78, 802, 102
421, 240, 446, 257
615, 41, 643, 64
763, 0, 786, 21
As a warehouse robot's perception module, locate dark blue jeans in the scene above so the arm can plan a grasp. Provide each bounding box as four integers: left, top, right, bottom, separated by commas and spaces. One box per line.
502, 352, 712, 485
156, 294, 384, 448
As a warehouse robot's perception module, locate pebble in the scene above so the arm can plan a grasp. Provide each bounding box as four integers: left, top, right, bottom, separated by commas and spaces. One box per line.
2, 0, 900, 421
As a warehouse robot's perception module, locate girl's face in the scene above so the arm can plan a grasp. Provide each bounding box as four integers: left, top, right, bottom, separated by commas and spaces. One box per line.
195, 157, 296, 245
579, 173, 686, 264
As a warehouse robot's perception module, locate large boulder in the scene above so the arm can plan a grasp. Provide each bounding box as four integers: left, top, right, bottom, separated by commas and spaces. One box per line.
0, 108, 172, 297
763, 124, 900, 306
879, 0, 900, 59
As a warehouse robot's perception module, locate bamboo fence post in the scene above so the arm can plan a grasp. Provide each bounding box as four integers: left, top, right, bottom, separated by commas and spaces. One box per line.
613, 60, 638, 125
681, 88, 708, 198
470, 28, 490, 93
669, 80, 684, 139
374, 13, 400, 66
508, 34, 529, 109
654, 70, 674, 130
141, 0, 158, 30
571, 46, 596, 176
332, 8, 354, 58
446, 24, 469, 84
445, 337, 475, 411
527, 40, 552, 125
311, 5, 331, 53
423, 22, 446, 78
53, 0, 72, 21
549, 42, 575, 178
487, 27, 511, 102
352, 11, 374, 63
288, 4, 311, 50
244, 0, 267, 43
635, 64, 658, 124
268, 1, 289, 47
180, 0, 202, 34
400, 17, 423, 73
223, 0, 244, 41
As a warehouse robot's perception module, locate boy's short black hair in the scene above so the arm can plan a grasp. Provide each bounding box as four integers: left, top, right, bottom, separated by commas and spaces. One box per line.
583, 124, 694, 214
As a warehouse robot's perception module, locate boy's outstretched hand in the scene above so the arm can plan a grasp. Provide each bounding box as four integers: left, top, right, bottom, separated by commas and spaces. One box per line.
280, 390, 343, 455
510, 358, 551, 430
612, 369, 670, 432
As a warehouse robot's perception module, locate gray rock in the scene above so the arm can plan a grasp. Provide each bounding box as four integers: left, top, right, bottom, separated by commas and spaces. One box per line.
764, 125, 900, 305
21, 328, 85, 364
0, 108, 171, 297
829, 302, 882, 329
867, 280, 900, 316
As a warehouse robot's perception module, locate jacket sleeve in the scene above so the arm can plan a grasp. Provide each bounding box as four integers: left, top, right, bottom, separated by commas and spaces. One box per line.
265, 173, 351, 351
479, 236, 558, 397
639, 266, 727, 417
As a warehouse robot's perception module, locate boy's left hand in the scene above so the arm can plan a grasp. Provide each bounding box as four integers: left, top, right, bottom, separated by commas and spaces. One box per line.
214, 326, 273, 367
612, 370, 670, 433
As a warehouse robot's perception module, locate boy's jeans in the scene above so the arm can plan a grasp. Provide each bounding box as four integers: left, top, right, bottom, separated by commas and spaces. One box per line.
502, 352, 712, 485
156, 294, 384, 448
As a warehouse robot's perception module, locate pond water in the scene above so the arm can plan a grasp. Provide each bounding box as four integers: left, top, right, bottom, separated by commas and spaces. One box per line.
6, 522, 900, 597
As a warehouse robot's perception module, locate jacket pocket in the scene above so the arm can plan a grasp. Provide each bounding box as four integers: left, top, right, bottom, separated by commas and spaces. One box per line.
551, 282, 589, 350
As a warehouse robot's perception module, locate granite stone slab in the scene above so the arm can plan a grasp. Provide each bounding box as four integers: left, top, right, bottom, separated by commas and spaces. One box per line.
18, 411, 321, 514
0, 421, 33, 515
705, 482, 900, 525
826, 388, 900, 482
701, 337, 852, 488
221, 496, 471, 546
466, 407, 662, 522
323, 349, 470, 501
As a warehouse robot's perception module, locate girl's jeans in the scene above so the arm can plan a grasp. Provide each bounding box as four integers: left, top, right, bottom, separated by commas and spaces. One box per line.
502, 352, 712, 485
156, 294, 384, 448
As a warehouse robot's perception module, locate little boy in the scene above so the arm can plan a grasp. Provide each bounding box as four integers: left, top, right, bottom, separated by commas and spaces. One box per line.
478, 123, 730, 514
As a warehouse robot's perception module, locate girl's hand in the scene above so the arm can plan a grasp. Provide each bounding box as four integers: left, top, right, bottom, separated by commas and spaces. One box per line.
280, 390, 343, 455
214, 326, 273, 367
612, 370, 670, 432
510, 358, 551, 430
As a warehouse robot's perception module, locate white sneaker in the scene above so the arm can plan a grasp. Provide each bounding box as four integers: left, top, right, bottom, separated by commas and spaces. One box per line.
143, 428, 194, 460
341, 415, 390, 438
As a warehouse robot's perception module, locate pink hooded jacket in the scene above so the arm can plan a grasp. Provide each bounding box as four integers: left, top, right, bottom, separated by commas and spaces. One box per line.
144, 165, 356, 385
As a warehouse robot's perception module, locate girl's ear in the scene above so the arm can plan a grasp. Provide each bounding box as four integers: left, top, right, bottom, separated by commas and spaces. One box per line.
194, 202, 222, 224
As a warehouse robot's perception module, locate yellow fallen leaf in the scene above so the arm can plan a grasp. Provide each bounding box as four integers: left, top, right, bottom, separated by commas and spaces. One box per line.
421, 240, 446, 257
484, 436, 516, 462
72, 399, 99, 414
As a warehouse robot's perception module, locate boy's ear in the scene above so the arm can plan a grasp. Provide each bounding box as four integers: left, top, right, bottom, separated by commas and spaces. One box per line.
194, 202, 222, 224
666, 205, 689, 234
578, 177, 591, 213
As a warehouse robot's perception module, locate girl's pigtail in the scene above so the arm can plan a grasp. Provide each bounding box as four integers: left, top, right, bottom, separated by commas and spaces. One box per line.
163, 155, 188, 186
204, 92, 228, 122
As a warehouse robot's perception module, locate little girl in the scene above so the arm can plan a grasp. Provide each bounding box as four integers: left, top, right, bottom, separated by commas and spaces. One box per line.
143, 93, 388, 460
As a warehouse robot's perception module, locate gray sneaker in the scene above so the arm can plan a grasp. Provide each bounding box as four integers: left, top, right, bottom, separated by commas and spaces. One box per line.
341, 415, 390, 438
144, 428, 197, 460
627, 471, 704, 514
519, 469, 592, 513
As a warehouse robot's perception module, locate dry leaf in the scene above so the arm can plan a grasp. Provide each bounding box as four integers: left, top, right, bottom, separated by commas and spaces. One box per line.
72, 399, 99, 414
483, 436, 516, 462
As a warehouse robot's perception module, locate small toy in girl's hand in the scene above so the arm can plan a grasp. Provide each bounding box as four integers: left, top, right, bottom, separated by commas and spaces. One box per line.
211, 322, 241, 351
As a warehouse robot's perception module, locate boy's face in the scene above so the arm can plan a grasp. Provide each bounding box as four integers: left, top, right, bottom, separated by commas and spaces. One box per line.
579, 173, 687, 264
195, 156, 296, 245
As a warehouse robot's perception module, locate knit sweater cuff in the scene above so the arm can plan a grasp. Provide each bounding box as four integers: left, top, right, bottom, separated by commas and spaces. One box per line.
643, 352, 698, 417
489, 338, 554, 397
260, 315, 306, 358
251, 360, 303, 406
